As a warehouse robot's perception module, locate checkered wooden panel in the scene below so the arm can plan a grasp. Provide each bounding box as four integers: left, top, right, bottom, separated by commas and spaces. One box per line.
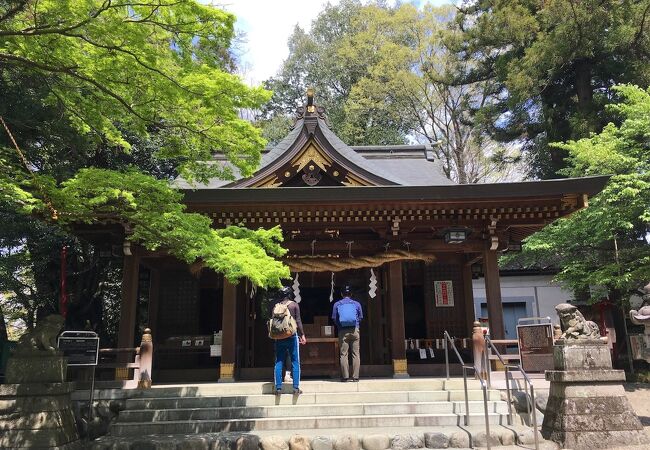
424, 262, 467, 338
158, 270, 200, 339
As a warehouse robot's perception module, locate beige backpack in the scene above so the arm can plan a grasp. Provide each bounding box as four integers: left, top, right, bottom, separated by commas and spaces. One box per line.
268, 300, 297, 339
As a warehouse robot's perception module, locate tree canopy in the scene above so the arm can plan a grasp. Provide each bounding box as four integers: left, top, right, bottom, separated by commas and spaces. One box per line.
1, 0, 271, 181
505, 85, 650, 302
0, 1, 290, 336
262, 0, 521, 183
456, 0, 650, 178
261, 0, 414, 146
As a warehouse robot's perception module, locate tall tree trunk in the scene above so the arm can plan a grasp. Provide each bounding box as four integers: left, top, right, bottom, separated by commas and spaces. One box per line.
0, 305, 8, 342
539, 90, 572, 178
574, 59, 594, 118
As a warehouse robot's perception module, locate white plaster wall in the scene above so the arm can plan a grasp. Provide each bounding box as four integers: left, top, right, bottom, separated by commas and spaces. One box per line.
472, 274, 574, 323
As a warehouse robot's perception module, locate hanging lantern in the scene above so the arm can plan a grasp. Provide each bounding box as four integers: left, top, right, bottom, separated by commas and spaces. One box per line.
443, 228, 469, 244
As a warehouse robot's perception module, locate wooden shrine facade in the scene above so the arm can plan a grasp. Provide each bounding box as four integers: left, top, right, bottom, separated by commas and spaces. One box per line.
115, 94, 608, 382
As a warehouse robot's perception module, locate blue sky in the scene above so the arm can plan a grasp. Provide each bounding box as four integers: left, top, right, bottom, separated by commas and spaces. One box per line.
214, 1, 453, 85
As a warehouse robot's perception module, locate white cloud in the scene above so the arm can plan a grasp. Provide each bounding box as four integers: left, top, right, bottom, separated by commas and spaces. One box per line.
217, 1, 333, 85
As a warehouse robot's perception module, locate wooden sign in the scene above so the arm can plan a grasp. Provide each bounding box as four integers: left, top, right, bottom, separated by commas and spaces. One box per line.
517, 323, 554, 372
629, 334, 645, 360
434, 280, 454, 307
57, 331, 99, 366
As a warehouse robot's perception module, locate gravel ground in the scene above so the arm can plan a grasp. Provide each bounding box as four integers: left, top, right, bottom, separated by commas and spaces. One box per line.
624, 382, 650, 428
601, 383, 650, 450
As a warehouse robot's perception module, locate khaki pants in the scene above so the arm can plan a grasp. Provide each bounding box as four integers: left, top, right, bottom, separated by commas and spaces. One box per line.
338, 327, 360, 379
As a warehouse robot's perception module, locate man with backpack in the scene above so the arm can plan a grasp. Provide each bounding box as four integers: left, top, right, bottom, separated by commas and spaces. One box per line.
331, 285, 363, 382
268, 286, 306, 395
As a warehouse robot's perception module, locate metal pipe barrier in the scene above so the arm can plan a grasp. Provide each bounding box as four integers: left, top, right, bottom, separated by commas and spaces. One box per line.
443, 331, 492, 450
484, 335, 539, 450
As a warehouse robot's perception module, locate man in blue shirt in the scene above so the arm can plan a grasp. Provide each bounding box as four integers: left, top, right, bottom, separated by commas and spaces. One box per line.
331, 285, 363, 382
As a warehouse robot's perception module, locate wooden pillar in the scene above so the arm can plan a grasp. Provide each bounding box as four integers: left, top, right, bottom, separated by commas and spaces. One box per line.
147, 268, 160, 342
219, 278, 237, 382
388, 261, 408, 378
483, 247, 505, 340
462, 262, 476, 336
118, 252, 140, 350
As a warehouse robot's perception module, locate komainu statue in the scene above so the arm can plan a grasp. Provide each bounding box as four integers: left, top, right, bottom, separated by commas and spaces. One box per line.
629, 282, 650, 326
555, 303, 601, 340
14, 314, 65, 354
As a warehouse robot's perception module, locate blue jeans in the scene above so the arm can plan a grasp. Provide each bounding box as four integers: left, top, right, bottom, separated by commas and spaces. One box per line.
274, 334, 300, 390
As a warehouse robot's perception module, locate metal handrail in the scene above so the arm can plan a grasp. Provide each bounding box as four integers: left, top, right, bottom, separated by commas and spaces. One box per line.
444, 331, 492, 450
484, 336, 539, 450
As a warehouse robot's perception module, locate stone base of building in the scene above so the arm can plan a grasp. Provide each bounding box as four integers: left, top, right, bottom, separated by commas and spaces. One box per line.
541, 340, 650, 449
1, 355, 80, 449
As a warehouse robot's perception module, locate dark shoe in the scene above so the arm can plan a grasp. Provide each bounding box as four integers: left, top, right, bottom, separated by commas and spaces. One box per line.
293, 388, 303, 395
340, 378, 349, 382
275, 389, 282, 397
351, 378, 359, 382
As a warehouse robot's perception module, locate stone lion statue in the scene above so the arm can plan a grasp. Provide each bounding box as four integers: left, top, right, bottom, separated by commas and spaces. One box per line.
630, 282, 650, 325
555, 303, 601, 340
15, 314, 65, 354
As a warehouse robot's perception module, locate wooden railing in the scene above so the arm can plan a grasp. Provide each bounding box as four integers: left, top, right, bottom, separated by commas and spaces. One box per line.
93, 328, 153, 389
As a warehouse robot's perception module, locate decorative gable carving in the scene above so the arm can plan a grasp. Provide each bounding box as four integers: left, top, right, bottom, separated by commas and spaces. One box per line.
233, 90, 398, 188
251, 137, 380, 188
291, 141, 332, 173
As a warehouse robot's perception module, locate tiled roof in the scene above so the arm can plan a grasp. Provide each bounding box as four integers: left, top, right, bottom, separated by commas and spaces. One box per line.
174, 115, 455, 188
315, 118, 408, 185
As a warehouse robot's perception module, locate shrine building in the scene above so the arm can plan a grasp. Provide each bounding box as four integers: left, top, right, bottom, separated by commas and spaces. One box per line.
115, 93, 608, 382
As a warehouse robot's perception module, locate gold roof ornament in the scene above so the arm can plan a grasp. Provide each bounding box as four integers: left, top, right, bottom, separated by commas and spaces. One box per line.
306, 87, 316, 113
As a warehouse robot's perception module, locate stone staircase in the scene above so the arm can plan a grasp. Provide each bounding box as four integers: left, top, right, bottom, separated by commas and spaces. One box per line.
90, 378, 554, 449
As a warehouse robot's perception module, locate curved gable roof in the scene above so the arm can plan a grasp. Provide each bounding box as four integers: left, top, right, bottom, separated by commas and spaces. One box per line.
231, 115, 405, 187
175, 98, 454, 189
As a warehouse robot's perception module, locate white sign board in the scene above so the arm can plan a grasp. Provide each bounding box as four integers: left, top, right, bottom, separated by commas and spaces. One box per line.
434, 280, 454, 307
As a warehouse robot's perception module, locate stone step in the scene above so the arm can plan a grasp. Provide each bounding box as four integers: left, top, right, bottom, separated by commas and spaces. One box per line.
95, 378, 484, 400
124, 389, 501, 410
93, 425, 555, 449
117, 401, 509, 422
109, 412, 510, 436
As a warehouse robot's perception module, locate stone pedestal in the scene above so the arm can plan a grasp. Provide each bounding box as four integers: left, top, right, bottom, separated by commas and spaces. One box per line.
542, 339, 650, 449
6, 354, 67, 383
1, 353, 81, 449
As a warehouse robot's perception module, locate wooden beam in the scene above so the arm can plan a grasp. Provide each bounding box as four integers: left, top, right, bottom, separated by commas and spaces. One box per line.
388, 261, 408, 378
483, 247, 505, 340
283, 239, 487, 254
207, 216, 550, 230
219, 278, 237, 382
464, 254, 483, 267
